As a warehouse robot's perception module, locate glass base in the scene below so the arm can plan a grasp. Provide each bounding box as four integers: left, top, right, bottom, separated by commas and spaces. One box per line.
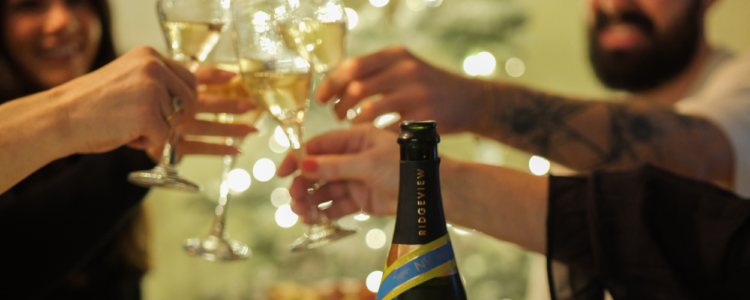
183, 235, 251, 262
290, 222, 357, 252
128, 167, 202, 192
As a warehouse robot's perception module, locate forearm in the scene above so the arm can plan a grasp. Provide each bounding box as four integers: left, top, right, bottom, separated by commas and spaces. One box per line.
439, 158, 548, 253
472, 82, 733, 185
0, 92, 73, 193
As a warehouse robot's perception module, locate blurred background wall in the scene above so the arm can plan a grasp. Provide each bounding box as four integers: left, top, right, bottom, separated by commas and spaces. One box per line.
105, 0, 750, 299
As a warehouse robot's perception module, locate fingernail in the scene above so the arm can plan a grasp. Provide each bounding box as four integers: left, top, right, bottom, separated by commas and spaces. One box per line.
300, 159, 318, 173
217, 69, 236, 79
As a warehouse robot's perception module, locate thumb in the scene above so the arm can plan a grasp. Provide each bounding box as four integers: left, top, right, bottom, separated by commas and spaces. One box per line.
299, 153, 372, 182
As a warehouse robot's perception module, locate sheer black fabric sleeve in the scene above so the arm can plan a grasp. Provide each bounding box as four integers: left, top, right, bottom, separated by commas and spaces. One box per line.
546, 165, 750, 300
0, 147, 155, 299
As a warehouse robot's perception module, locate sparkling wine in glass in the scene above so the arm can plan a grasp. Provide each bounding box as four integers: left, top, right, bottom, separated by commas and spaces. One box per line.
280, 0, 347, 104
233, 0, 356, 252
128, 0, 229, 192
182, 61, 265, 261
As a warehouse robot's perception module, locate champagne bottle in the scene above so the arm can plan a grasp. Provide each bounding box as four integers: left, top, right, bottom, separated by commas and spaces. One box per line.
377, 121, 468, 300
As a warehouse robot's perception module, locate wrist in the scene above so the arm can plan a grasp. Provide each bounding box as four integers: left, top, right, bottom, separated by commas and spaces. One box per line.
439, 157, 470, 221
38, 86, 80, 158
466, 79, 502, 136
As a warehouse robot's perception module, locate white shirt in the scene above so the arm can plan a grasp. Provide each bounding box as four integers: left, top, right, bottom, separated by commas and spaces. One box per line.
677, 50, 750, 198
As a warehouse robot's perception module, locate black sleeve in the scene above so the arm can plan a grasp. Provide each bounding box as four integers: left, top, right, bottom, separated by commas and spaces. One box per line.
546, 165, 750, 300
0, 147, 155, 299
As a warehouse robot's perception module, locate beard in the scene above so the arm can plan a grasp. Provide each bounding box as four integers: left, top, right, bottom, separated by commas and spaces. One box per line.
588, 2, 702, 92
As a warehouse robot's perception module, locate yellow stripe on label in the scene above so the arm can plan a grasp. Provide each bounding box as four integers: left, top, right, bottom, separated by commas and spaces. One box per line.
380, 260, 457, 300
382, 235, 451, 280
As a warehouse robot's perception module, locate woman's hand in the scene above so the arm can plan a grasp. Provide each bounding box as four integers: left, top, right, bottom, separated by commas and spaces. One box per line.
57, 46, 199, 155
276, 124, 400, 223
317, 46, 484, 134
144, 66, 258, 161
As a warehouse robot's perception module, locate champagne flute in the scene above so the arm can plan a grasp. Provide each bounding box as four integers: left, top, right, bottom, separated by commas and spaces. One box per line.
232, 0, 356, 252
279, 0, 347, 75
182, 62, 265, 261
128, 0, 229, 192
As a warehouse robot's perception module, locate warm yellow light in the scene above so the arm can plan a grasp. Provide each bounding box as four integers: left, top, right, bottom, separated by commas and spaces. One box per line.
275, 205, 299, 228
271, 187, 291, 207
369, 0, 389, 7
365, 229, 387, 249
505, 57, 525, 78
374, 112, 400, 128
366, 271, 384, 293
227, 169, 251, 192
345, 8, 358, 30
463, 52, 496, 76
529, 155, 550, 176
253, 158, 276, 182
354, 213, 370, 221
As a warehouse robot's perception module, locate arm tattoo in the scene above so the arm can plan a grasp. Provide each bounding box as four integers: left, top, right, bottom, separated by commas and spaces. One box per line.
489, 89, 711, 169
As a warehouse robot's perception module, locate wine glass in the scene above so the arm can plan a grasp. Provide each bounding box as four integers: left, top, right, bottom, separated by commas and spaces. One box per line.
128, 0, 230, 192
181, 38, 265, 261
280, 0, 347, 76
232, 0, 356, 252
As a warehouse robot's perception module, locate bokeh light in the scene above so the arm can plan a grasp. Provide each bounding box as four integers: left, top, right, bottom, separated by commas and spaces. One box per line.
227, 169, 251, 192
354, 213, 370, 221
374, 112, 400, 129
505, 57, 525, 78
275, 205, 299, 228
269, 126, 291, 153
346, 108, 358, 120
463, 52, 496, 76
271, 187, 291, 207
253, 158, 276, 182
365, 229, 387, 249
424, 0, 442, 7
345, 8, 358, 30
369, 0, 389, 8
529, 155, 550, 176
366, 271, 383, 293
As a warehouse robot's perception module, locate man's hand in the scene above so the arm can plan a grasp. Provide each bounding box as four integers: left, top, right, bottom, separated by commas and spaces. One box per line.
317, 46, 484, 133
277, 124, 400, 222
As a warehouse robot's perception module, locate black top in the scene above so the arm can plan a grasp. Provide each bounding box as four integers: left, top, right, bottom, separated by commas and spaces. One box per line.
546, 165, 750, 300
0, 146, 155, 300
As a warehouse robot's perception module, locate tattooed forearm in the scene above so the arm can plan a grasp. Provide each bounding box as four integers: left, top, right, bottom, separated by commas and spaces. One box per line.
483, 86, 713, 171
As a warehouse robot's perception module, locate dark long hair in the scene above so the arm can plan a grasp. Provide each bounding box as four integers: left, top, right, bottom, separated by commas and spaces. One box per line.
0, 1, 151, 286
0, 0, 118, 103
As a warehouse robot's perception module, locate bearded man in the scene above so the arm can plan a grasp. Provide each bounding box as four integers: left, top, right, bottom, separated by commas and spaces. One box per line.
314, 0, 749, 195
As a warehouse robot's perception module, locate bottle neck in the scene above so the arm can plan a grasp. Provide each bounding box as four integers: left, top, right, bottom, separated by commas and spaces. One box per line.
400, 142, 438, 161
394, 142, 447, 245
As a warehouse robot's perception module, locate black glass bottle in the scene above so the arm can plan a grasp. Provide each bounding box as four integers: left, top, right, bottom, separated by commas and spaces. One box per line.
377, 121, 467, 300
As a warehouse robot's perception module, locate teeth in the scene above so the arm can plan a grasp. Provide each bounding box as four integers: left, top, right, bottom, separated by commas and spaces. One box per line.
45, 45, 79, 57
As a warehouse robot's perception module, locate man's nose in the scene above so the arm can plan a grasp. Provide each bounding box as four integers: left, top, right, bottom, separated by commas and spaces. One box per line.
43, 1, 79, 36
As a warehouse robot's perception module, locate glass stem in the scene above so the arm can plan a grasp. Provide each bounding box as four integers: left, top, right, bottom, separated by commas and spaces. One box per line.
212, 153, 236, 238
159, 128, 181, 173
283, 123, 328, 225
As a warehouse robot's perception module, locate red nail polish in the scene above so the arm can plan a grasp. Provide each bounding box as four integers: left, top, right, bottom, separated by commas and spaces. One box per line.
301, 159, 318, 172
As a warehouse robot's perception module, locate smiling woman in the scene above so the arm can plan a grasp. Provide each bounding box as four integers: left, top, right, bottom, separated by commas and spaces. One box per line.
0, 0, 260, 298
0, 0, 116, 98
0, 1, 153, 299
